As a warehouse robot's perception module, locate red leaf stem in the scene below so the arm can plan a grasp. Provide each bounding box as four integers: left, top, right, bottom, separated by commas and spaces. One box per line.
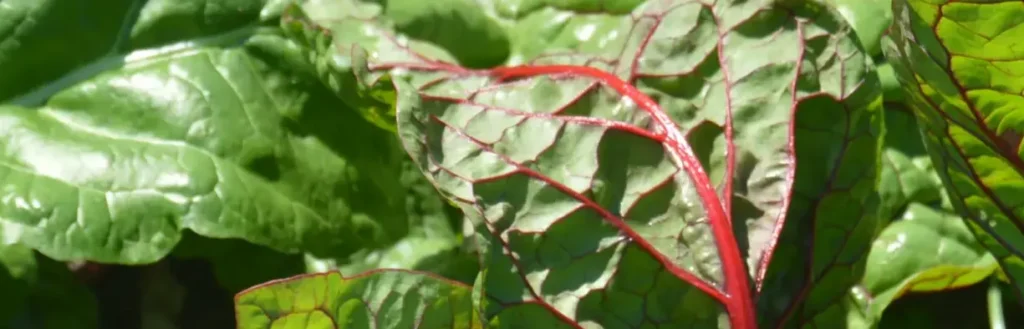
385, 63, 757, 329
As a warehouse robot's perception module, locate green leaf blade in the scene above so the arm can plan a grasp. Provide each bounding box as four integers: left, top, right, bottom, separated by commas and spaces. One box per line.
0, 34, 415, 264
863, 203, 997, 315
885, 0, 1024, 299
282, 0, 883, 327
235, 270, 484, 329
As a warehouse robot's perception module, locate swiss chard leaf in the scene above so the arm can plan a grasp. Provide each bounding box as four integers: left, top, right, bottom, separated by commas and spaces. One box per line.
0, 0, 421, 263
846, 38, 999, 326
850, 103, 998, 325
236, 0, 884, 328
826, 0, 893, 56
884, 0, 1024, 300
864, 203, 997, 317
234, 270, 483, 329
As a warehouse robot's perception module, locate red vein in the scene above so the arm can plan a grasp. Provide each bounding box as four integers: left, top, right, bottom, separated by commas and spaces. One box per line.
714, 13, 738, 225
419, 95, 667, 141
487, 64, 757, 329
434, 116, 727, 301
756, 20, 806, 289
375, 51, 756, 328
933, 2, 1024, 177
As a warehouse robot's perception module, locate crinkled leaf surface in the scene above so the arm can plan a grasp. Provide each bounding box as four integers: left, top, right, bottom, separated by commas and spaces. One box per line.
884, 0, 1024, 299
235, 270, 483, 329
0, 0, 287, 104
0, 0, 421, 263
251, 0, 885, 328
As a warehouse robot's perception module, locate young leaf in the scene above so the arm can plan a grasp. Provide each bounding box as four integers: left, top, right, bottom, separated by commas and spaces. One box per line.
884, 0, 1024, 299
235, 270, 485, 329
863, 204, 997, 317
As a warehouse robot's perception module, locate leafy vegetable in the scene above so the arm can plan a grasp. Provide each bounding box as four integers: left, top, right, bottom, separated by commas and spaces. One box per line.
884, 0, 1024, 299
235, 270, 480, 329
865, 203, 997, 314
0, 0, 428, 264
9, 0, 1012, 327
842, 102, 998, 325
236, 0, 885, 327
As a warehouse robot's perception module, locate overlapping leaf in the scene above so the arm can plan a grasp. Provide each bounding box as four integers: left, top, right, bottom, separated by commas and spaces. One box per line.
236, 0, 886, 328
826, 0, 893, 56
864, 204, 997, 315
884, 0, 1024, 299
877, 105, 943, 220
839, 104, 997, 327
0, 0, 286, 105
235, 270, 484, 329
0, 0, 425, 264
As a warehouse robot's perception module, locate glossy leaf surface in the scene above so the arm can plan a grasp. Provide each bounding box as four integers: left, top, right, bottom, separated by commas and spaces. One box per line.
0, 0, 421, 263
884, 0, 1024, 298
864, 204, 996, 316
849, 85, 996, 328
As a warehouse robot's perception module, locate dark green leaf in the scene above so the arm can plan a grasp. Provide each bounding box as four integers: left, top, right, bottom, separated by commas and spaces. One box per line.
0, 0, 284, 104
172, 234, 307, 293
878, 104, 944, 219
826, 0, 893, 56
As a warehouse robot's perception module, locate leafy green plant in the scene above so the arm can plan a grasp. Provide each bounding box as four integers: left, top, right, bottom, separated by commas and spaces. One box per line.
235, 0, 887, 328
884, 0, 1024, 300
1, 0, 1022, 328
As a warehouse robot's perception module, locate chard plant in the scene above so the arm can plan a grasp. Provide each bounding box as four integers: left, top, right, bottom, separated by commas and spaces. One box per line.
236, 1, 886, 328
0, 0, 1020, 328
